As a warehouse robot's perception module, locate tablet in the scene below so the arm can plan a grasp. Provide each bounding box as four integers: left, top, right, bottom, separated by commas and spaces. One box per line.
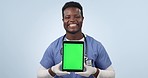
62, 41, 84, 72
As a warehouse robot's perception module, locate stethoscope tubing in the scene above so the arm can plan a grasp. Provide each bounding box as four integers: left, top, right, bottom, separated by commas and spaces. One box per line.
61, 33, 88, 57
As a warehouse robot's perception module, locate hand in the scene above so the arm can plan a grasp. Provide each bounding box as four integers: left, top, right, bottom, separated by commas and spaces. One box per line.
75, 64, 97, 77
51, 61, 70, 76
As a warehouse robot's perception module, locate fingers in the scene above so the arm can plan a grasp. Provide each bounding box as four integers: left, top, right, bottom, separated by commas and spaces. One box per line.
60, 71, 70, 74
75, 72, 84, 74
53, 61, 70, 76
56, 70, 70, 76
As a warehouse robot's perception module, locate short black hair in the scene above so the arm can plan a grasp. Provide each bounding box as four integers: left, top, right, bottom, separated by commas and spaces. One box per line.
62, 1, 83, 18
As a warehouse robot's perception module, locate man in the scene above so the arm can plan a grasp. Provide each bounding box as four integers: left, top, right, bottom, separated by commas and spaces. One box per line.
37, 1, 115, 78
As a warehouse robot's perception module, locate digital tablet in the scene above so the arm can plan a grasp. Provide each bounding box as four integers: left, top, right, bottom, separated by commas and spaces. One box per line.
62, 41, 84, 72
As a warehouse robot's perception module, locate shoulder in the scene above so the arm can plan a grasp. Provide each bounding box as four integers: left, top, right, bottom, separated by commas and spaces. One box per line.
86, 35, 105, 51
47, 35, 64, 49
51, 36, 63, 45
86, 35, 102, 45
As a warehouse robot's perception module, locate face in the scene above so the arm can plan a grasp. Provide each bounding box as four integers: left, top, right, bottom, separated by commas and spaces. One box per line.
63, 7, 84, 34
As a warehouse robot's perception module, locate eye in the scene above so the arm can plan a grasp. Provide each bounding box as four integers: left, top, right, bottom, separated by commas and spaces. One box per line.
75, 15, 81, 18
64, 16, 70, 19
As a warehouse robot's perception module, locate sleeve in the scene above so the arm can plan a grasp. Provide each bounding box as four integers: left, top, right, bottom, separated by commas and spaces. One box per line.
95, 43, 112, 70
40, 44, 54, 69
37, 64, 54, 78
97, 65, 115, 78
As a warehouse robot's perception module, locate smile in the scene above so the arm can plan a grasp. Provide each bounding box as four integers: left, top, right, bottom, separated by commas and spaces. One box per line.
69, 24, 77, 27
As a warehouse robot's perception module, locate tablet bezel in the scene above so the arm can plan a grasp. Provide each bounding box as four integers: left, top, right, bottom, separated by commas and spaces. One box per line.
62, 41, 84, 72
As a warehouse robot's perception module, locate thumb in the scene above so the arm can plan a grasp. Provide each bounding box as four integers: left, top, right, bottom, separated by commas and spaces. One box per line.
56, 61, 62, 67
58, 61, 62, 65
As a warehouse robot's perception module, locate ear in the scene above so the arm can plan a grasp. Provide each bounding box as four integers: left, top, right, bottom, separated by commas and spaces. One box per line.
82, 17, 84, 21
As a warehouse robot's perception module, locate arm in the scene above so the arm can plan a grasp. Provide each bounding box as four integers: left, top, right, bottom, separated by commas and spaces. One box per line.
95, 66, 115, 78
37, 62, 70, 78
76, 64, 115, 78
37, 65, 54, 78
95, 42, 115, 78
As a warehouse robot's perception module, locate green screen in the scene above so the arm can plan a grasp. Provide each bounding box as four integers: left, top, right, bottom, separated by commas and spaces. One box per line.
63, 42, 83, 71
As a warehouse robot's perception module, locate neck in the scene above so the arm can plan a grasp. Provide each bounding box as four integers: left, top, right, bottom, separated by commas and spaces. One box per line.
66, 32, 83, 40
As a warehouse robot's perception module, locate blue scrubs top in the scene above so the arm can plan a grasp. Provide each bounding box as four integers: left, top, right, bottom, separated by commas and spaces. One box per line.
40, 35, 112, 78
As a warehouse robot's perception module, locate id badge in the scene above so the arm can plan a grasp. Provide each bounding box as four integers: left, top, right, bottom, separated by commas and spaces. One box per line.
84, 56, 93, 66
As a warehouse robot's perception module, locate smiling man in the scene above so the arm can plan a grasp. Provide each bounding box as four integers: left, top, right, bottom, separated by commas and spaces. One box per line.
63, 7, 83, 34
37, 1, 115, 78
62, 3, 84, 40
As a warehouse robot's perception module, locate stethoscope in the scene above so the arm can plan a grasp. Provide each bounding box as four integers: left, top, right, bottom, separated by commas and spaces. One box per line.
60, 33, 92, 66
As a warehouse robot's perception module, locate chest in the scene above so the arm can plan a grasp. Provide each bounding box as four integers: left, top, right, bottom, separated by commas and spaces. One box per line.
53, 47, 98, 67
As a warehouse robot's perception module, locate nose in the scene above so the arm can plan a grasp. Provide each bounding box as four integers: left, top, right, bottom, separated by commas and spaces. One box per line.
69, 17, 76, 22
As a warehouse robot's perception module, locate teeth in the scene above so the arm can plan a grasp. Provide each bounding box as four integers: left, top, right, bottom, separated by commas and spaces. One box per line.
69, 24, 77, 27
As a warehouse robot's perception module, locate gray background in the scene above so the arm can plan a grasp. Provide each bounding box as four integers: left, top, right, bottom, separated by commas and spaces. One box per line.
0, 0, 148, 78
